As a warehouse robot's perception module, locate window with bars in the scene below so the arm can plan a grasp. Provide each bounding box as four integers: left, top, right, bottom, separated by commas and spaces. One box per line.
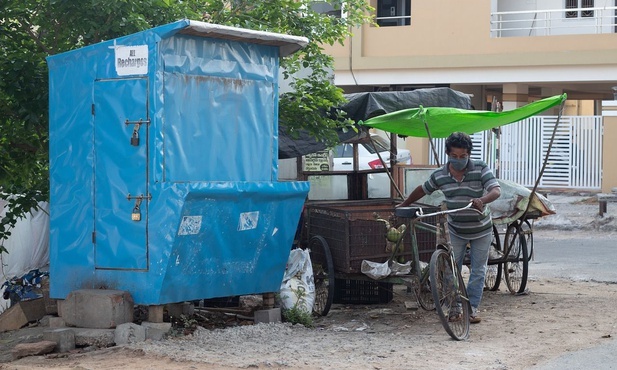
566, 0, 594, 18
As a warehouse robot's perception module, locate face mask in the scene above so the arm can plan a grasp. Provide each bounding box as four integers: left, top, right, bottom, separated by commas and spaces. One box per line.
449, 157, 468, 171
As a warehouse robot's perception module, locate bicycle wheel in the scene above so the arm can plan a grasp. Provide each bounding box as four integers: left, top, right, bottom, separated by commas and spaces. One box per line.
308, 236, 335, 316
430, 248, 470, 341
503, 223, 529, 294
484, 224, 502, 291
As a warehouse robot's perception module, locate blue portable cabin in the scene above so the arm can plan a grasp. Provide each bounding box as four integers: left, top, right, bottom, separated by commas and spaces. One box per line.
47, 20, 310, 305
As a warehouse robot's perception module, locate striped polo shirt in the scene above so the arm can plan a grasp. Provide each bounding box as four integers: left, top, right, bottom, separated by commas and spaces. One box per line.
422, 160, 500, 239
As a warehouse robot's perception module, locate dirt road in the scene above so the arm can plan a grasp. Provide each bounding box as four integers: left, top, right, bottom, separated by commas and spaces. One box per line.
3, 195, 617, 369
4, 268, 617, 369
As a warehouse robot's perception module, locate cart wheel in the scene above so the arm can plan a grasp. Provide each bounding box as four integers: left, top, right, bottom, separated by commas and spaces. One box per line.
308, 236, 335, 317
430, 248, 470, 341
415, 273, 435, 311
503, 222, 529, 294
484, 225, 502, 291
521, 219, 534, 260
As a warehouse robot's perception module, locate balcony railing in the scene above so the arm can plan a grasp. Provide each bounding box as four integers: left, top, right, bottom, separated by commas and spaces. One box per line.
491, 6, 617, 37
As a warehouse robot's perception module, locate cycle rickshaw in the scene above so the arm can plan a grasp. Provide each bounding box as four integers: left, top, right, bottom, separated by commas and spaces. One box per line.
301, 94, 566, 340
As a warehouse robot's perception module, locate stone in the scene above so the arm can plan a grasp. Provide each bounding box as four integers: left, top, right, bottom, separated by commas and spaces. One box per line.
114, 322, 146, 345
11, 341, 56, 360
43, 328, 75, 353
253, 308, 281, 324
239, 295, 263, 310
141, 321, 172, 341
73, 328, 115, 348
48, 316, 66, 328
61, 289, 133, 329
0, 298, 47, 332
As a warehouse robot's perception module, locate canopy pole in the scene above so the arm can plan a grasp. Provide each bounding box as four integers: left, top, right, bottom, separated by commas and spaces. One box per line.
368, 135, 404, 199
422, 114, 442, 167
520, 100, 566, 221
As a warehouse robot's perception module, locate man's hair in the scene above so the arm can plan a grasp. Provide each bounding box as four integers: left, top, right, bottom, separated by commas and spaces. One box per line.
445, 132, 473, 154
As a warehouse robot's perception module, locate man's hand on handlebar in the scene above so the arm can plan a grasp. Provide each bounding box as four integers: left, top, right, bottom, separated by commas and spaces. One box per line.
470, 198, 484, 211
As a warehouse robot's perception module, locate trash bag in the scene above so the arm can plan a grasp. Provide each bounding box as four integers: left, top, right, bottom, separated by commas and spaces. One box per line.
278, 249, 315, 313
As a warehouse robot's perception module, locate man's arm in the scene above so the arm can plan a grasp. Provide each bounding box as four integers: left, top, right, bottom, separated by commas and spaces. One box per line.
471, 186, 501, 211
397, 185, 426, 207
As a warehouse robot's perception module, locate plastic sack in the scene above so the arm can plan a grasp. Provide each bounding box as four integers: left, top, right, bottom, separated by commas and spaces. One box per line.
278, 248, 315, 313
361, 260, 391, 280
361, 259, 412, 280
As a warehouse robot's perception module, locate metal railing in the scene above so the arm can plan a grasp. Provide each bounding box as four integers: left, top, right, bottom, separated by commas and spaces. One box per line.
429, 116, 603, 190
491, 6, 617, 37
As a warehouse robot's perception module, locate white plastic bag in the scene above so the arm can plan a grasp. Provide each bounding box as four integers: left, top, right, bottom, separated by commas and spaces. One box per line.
361, 260, 412, 280
278, 249, 315, 313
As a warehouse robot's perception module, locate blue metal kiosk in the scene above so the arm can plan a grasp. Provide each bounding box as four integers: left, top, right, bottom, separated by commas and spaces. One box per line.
47, 20, 310, 305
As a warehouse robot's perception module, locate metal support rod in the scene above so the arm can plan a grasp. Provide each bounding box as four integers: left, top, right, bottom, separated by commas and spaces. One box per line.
520, 100, 566, 220
368, 134, 404, 199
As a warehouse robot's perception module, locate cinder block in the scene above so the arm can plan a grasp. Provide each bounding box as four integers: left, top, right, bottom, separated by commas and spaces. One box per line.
254, 308, 281, 324
61, 290, 133, 329
114, 322, 146, 345
43, 328, 75, 353
141, 321, 172, 341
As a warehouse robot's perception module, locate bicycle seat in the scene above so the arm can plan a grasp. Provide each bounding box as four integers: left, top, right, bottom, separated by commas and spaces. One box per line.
395, 207, 421, 219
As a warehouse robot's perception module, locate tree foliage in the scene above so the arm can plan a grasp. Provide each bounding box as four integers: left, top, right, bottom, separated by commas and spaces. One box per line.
0, 0, 374, 244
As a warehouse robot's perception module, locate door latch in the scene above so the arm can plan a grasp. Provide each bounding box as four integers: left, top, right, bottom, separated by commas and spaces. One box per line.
132, 197, 142, 221
125, 118, 150, 146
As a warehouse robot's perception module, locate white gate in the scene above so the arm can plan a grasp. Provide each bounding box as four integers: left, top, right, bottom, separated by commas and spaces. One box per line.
428, 116, 603, 190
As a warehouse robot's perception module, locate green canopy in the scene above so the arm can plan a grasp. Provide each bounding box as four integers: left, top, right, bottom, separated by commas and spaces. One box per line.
360, 94, 567, 138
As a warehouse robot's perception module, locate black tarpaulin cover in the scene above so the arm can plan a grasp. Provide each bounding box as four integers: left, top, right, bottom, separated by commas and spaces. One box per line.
278, 87, 472, 159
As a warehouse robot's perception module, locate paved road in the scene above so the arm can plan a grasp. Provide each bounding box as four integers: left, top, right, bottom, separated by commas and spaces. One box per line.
529, 232, 617, 283
529, 232, 617, 370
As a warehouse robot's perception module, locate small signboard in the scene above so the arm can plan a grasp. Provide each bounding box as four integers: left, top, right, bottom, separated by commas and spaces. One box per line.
303, 150, 332, 172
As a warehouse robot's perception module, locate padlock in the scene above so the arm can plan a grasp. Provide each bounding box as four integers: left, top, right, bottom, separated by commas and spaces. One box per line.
132, 205, 141, 221
130, 130, 139, 146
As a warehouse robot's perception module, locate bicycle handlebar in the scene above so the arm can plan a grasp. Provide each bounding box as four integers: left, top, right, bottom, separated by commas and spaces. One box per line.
395, 202, 483, 220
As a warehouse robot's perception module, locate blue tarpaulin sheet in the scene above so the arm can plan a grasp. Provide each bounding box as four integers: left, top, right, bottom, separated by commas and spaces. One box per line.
47, 20, 309, 304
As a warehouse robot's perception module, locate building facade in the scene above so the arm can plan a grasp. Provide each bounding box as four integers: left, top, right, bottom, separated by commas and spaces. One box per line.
322, 0, 617, 192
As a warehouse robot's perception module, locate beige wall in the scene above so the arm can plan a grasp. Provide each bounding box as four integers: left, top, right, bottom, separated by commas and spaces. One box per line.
325, 0, 617, 74
602, 104, 617, 192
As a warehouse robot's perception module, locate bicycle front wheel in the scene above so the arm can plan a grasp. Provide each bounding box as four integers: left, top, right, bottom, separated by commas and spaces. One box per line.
430, 248, 470, 341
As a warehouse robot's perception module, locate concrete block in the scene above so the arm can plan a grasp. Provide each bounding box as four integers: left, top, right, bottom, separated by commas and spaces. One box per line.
115, 322, 146, 345
254, 308, 281, 324
11, 341, 56, 360
0, 298, 47, 332
166, 302, 194, 319
73, 328, 115, 347
148, 305, 164, 323
61, 289, 133, 329
141, 322, 172, 341
43, 328, 75, 353
49, 316, 66, 328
